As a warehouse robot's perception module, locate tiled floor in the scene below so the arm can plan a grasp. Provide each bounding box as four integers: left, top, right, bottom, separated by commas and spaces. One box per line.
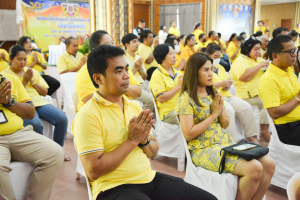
46, 65, 288, 200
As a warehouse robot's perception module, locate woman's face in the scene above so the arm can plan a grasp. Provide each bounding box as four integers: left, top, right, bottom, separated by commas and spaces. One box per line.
210, 51, 221, 60
23, 38, 32, 51
197, 60, 214, 87
234, 40, 242, 48
10, 51, 27, 71
162, 46, 176, 66
188, 36, 196, 46
232, 35, 237, 42
171, 22, 176, 27
249, 43, 261, 60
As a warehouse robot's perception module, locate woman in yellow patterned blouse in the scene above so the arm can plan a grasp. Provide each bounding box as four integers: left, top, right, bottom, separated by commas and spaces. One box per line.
175, 52, 275, 200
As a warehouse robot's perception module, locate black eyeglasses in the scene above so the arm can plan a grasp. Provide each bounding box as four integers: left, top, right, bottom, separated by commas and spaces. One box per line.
277, 48, 297, 56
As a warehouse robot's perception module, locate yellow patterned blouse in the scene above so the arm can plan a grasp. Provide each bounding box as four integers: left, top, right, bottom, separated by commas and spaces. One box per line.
175, 91, 239, 173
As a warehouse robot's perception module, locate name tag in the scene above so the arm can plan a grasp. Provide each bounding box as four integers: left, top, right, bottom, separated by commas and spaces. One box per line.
0, 110, 8, 124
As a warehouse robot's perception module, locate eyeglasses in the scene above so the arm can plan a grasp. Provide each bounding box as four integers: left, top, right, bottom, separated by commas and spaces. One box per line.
277, 48, 297, 56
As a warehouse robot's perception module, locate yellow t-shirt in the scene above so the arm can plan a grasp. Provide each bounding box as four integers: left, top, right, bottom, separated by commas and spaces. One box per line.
205, 39, 219, 47
72, 91, 156, 200
174, 54, 182, 69
259, 63, 300, 125
254, 26, 267, 35
150, 65, 183, 120
2, 67, 49, 107
168, 27, 181, 37
230, 54, 265, 99
219, 40, 226, 50
180, 45, 199, 61
193, 29, 204, 44
260, 48, 266, 59
227, 41, 234, 49
26, 52, 47, 72
0, 73, 32, 136
137, 43, 158, 71
123, 52, 145, 84
0, 49, 10, 72
75, 64, 140, 111
197, 42, 205, 49
295, 41, 300, 48
226, 43, 240, 62
57, 51, 84, 73
213, 64, 232, 97
180, 44, 185, 52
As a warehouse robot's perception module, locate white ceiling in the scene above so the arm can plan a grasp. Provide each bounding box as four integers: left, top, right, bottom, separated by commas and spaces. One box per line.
261, 0, 300, 5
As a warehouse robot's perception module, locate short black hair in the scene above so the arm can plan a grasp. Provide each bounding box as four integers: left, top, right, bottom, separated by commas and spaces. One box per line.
267, 35, 292, 61
236, 35, 245, 42
265, 30, 270, 33
208, 31, 215, 38
122, 33, 137, 49
9, 45, 27, 60
65, 37, 76, 46
87, 45, 125, 88
185, 34, 195, 46
241, 38, 261, 57
89, 30, 108, 50
257, 20, 263, 23
240, 32, 246, 36
199, 34, 205, 41
164, 37, 176, 49
179, 35, 185, 40
160, 25, 165, 30
139, 20, 145, 23
217, 33, 221, 38
167, 34, 174, 38
272, 27, 288, 38
17, 36, 31, 47
290, 30, 299, 37
140, 30, 152, 43
205, 43, 221, 55
253, 31, 263, 37
153, 44, 170, 65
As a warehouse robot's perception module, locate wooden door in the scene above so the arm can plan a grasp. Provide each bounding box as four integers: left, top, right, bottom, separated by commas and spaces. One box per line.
133, 3, 150, 29
281, 19, 292, 31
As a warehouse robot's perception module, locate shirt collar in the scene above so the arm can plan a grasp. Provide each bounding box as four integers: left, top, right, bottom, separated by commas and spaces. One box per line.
269, 63, 293, 77
125, 51, 136, 60
93, 91, 129, 106
158, 64, 178, 80
65, 51, 77, 58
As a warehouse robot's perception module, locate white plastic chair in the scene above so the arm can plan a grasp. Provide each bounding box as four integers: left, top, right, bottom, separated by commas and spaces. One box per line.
149, 85, 185, 171
287, 172, 300, 200
177, 117, 238, 200
267, 111, 300, 189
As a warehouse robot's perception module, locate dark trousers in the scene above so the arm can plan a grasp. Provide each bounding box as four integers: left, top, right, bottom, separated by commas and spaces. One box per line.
147, 67, 158, 81
275, 120, 300, 146
41, 75, 60, 96
97, 172, 217, 200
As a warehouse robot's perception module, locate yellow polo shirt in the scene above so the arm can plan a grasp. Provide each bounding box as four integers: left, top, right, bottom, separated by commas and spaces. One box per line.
180, 45, 199, 61
27, 52, 47, 73
138, 43, 158, 71
72, 91, 155, 200
259, 63, 300, 125
219, 40, 226, 50
174, 54, 182, 69
226, 43, 240, 62
227, 41, 234, 49
2, 67, 49, 107
205, 39, 219, 47
150, 65, 183, 120
123, 52, 145, 84
193, 29, 204, 44
230, 54, 265, 99
180, 44, 185, 52
168, 27, 181, 37
197, 42, 205, 49
57, 51, 84, 73
0, 73, 32, 136
255, 26, 267, 35
75, 64, 140, 111
0, 49, 10, 72
213, 64, 232, 97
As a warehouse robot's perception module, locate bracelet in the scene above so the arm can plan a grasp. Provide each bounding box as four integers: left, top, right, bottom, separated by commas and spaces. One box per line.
295, 96, 300, 104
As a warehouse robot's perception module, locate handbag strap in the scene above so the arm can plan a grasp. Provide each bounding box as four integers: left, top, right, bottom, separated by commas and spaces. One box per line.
218, 149, 228, 174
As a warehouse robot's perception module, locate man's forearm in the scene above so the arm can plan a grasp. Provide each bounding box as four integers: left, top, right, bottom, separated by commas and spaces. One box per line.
141, 139, 159, 159
8, 102, 35, 119
268, 98, 300, 119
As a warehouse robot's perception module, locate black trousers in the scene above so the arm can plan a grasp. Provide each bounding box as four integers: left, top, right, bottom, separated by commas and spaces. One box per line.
147, 67, 158, 81
275, 120, 300, 146
41, 75, 60, 96
97, 172, 217, 200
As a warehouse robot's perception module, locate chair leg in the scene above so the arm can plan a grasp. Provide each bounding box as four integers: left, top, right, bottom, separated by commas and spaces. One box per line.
76, 172, 81, 180
177, 157, 185, 171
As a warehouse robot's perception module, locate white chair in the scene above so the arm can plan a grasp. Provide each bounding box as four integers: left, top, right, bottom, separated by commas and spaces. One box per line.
149, 85, 185, 171
177, 117, 239, 200
267, 111, 300, 189
287, 172, 300, 200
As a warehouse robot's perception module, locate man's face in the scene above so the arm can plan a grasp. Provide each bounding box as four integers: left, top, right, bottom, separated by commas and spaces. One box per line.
67, 39, 79, 55
261, 38, 269, 49
127, 39, 139, 52
265, 32, 270, 38
100, 34, 115, 46
258, 22, 262, 26
274, 41, 296, 68
211, 32, 216, 40
144, 33, 153, 46
139, 22, 145, 29
215, 35, 220, 41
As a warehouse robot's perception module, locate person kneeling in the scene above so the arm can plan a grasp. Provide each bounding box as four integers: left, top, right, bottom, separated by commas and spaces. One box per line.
73, 45, 217, 200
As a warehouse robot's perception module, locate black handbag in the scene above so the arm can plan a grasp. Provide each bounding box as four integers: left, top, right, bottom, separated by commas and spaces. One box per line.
218, 139, 269, 174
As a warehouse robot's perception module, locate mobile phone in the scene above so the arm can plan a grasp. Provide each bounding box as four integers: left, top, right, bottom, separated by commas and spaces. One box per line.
232, 144, 257, 151
0, 77, 7, 84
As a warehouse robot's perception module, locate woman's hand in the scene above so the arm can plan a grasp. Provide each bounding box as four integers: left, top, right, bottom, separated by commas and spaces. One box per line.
258, 60, 269, 68
32, 52, 39, 64
23, 68, 34, 83
211, 93, 223, 118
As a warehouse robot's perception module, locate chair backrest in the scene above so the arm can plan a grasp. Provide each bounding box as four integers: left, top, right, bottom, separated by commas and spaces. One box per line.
72, 91, 79, 113
287, 172, 300, 200
148, 83, 162, 124
60, 72, 77, 108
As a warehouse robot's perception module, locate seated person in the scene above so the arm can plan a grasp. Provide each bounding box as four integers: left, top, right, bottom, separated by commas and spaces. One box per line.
254, 21, 268, 35
0, 73, 63, 199
176, 52, 275, 200
72, 44, 217, 200
228, 33, 237, 49
179, 35, 186, 51
226, 35, 244, 63
76, 30, 141, 111
290, 30, 300, 47
3, 45, 68, 154
138, 30, 159, 80
230, 38, 271, 141
180, 34, 200, 61
205, 43, 258, 143
259, 35, 269, 59
168, 21, 181, 38
197, 34, 206, 50
272, 27, 288, 38
265, 30, 271, 38
18, 36, 60, 96
76, 35, 84, 49
164, 37, 186, 71
205, 31, 218, 47
216, 32, 226, 53
259, 35, 300, 146
0, 48, 10, 72
122, 33, 154, 112
240, 32, 247, 39
57, 36, 87, 74
150, 44, 183, 125
192, 22, 203, 44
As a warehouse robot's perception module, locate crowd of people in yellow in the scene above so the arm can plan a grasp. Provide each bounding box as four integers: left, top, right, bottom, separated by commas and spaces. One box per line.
0, 18, 300, 200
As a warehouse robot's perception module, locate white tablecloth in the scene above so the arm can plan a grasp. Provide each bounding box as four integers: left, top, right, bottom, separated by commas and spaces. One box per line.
48, 45, 66, 66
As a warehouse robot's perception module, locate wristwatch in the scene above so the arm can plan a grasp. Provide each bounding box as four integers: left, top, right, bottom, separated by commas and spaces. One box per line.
2, 98, 15, 108
138, 138, 150, 148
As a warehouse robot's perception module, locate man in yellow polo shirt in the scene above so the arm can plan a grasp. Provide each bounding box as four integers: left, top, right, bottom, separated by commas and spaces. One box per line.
72, 45, 216, 200
57, 36, 87, 74
259, 35, 300, 145
150, 44, 183, 125
0, 73, 63, 199
205, 31, 219, 47
0, 49, 10, 72
138, 30, 159, 80
255, 21, 268, 35
168, 21, 181, 38
75, 30, 141, 111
